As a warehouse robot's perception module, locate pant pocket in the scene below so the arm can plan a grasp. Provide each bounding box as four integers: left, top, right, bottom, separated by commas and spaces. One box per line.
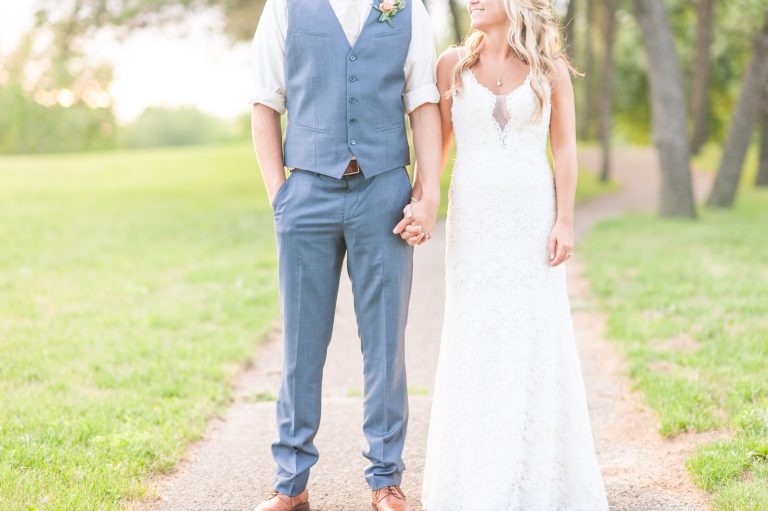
271, 172, 294, 212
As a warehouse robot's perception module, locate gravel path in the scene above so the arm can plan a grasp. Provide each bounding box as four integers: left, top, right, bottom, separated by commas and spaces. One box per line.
140, 148, 716, 511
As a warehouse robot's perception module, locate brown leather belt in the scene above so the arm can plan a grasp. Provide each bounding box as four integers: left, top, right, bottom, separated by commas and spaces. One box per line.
343, 159, 361, 175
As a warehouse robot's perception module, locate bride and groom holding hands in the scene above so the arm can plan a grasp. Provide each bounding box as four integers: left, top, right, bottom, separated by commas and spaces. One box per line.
249, 0, 609, 509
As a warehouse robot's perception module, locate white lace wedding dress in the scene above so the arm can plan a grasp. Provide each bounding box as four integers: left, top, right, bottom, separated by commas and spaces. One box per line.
420, 68, 610, 511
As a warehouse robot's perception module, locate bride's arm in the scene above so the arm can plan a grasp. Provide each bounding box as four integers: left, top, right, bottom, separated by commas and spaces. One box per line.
548, 56, 578, 267
412, 48, 459, 202
436, 49, 458, 174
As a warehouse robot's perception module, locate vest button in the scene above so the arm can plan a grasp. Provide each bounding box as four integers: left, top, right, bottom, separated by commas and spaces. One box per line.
349, 97, 357, 104
349, 55, 357, 61
349, 75, 357, 82
349, 119, 358, 125
350, 139, 357, 145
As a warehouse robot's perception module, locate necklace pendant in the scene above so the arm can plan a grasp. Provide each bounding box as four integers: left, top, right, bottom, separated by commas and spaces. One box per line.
497, 77, 502, 87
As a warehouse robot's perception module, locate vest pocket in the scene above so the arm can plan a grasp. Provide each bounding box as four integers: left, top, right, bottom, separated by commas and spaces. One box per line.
295, 123, 330, 134
290, 28, 328, 38
374, 30, 406, 38
374, 122, 403, 133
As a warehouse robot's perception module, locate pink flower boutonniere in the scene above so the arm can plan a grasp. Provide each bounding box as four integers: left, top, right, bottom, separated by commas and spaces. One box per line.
375, 0, 406, 27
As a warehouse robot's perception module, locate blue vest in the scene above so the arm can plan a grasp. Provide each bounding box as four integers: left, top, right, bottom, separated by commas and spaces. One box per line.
283, 0, 412, 179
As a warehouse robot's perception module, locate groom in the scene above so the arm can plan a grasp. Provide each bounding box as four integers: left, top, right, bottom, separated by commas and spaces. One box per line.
249, 0, 441, 509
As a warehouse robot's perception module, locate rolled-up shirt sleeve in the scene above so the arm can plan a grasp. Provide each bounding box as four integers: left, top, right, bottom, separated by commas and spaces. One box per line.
249, 0, 288, 114
402, 0, 440, 114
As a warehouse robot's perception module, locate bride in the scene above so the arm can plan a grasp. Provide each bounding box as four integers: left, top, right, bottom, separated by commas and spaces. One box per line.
405, 0, 610, 509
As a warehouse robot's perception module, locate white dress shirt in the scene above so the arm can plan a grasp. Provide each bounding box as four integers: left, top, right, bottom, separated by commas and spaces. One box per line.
249, 0, 440, 115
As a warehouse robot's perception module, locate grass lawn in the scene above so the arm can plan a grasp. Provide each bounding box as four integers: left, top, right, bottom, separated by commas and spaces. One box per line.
0, 143, 280, 510
693, 143, 760, 178
580, 151, 768, 509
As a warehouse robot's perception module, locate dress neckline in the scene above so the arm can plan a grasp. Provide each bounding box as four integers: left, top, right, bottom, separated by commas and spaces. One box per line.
467, 68, 532, 99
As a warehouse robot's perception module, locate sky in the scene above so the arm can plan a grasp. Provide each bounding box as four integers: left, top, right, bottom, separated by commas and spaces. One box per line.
0, 2, 257, 123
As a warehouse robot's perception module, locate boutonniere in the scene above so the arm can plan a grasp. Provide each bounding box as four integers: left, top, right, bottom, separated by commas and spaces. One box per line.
374, 0, 406, 27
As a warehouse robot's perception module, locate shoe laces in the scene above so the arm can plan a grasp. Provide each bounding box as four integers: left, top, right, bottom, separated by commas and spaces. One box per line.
265, 490, 287, 501
374, 485, 406, 502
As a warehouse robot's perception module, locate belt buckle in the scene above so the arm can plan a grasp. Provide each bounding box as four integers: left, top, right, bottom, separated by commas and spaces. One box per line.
345, 160, 361, 176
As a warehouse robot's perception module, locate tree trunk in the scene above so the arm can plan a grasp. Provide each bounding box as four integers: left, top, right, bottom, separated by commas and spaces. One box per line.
755, 86, 768, 187
708, 18, 768, 207
690, 0, 714, 155
578, 0, 595, 140
631, 0, 696, 218
449, 0, 464, 44
599, 0, 618, 182
565, 0, 577, 64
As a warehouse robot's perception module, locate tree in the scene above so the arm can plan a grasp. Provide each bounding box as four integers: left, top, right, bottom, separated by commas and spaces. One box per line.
690, 0, 714, 155
564, 0, 577, 64
448, 0, 465, 43
631, 0, 696, 218
598, 0, 618, 182
757, 86, 768, 187
578, 0, 596, 140
708, 18, 768, 207
33, 0, 266, 44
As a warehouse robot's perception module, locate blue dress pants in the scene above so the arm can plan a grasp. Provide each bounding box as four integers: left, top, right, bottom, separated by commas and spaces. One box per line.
270, 166, 414, 495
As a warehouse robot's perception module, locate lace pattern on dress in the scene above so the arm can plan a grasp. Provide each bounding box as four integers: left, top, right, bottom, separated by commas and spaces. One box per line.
420, 65, 609, 511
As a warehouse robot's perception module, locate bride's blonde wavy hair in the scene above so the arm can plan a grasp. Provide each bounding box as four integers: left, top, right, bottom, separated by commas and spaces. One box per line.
450, 0, 579, 122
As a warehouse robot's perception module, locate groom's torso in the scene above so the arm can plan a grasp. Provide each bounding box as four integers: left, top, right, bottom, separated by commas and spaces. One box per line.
283, 0, 412, 179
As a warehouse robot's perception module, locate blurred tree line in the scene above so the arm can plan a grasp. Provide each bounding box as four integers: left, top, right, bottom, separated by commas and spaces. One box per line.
0, 0, 256, 154
1, 0, 766, 214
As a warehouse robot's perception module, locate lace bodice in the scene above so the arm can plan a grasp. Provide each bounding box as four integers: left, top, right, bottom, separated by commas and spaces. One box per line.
451, 68, 551, 155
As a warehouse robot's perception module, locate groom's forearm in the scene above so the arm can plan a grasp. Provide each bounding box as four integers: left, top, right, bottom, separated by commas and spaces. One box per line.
252, 104, 286, 201
409, 103, 442, 205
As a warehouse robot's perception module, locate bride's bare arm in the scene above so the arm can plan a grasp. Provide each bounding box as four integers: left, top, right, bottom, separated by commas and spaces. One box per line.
436, 49, 459, 174
411, 48, 458, 203
548, 56, 577, 267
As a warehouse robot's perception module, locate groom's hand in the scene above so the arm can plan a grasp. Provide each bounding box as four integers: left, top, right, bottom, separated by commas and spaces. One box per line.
393, 197, 438, 246
266, 178, 287, 207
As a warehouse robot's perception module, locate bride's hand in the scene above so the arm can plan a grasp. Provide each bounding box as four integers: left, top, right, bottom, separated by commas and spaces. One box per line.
548, 220, 574, 267
394, 198, 438, 246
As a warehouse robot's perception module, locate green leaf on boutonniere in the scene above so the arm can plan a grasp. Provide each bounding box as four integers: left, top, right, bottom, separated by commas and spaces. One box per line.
374, 0, 406, 28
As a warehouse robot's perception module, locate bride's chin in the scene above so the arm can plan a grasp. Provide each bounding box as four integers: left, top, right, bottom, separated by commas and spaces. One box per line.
470, 19, 502, 32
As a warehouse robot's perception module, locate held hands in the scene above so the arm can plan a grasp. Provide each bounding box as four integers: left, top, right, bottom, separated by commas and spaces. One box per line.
393, 197, 439, 246
548, 219, 575, 267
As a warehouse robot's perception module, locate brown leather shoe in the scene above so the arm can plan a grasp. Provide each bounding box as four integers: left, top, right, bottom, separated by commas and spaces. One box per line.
371, 485, 409, 511
253, 488, 309, 511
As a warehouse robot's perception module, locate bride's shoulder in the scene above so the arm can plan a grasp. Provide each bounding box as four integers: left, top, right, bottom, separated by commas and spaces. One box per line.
546, 53, 575, 96
437, 46, 463, 74
437, 46, 464, 89
550, 54, 571, 78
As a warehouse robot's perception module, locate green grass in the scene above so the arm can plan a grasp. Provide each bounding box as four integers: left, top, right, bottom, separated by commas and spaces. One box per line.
693, 143, 760, 188
0, 143, 280, 510
580, 185, 768, 510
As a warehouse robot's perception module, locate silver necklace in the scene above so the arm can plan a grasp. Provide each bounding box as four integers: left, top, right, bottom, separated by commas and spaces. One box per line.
496, 57, 513, 87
